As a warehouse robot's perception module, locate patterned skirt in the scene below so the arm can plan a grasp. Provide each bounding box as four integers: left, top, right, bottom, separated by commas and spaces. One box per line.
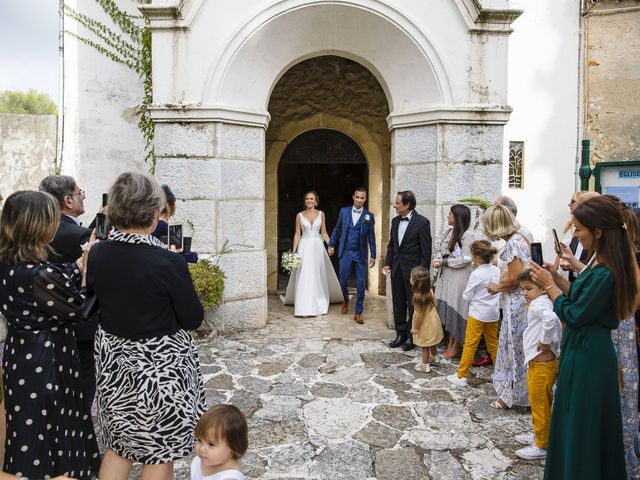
95, 326, 206, 464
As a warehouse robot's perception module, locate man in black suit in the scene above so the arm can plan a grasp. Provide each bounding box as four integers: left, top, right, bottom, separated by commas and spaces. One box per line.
382, 191, 432, 351
39, 175, 96, 413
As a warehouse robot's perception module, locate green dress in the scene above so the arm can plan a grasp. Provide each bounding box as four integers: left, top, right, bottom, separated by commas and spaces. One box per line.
545, 264, 626, 480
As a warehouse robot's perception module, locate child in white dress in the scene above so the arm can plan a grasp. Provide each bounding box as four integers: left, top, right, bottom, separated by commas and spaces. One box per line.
191, 405, 248, 480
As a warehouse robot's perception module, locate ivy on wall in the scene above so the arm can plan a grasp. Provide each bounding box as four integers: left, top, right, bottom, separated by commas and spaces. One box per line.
63, 0, 155, 171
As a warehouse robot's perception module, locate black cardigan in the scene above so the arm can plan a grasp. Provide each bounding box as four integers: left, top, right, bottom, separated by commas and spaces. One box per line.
87, 240, 203, 339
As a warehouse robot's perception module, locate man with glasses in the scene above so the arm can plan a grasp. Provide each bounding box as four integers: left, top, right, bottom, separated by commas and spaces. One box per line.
39, 175, 96, 416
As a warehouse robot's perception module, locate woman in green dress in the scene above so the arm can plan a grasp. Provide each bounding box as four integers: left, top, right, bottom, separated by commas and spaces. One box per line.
531, 196, 638, 480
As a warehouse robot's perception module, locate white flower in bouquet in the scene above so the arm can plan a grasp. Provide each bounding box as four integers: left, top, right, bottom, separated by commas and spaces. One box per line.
281, 250, 302, 273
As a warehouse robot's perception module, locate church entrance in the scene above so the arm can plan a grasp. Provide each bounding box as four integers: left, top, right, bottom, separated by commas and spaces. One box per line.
277, 129, 368, 291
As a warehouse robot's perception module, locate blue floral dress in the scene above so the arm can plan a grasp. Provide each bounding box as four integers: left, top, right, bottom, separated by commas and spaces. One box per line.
611, 314, 639, 478
491, 233, 530, 407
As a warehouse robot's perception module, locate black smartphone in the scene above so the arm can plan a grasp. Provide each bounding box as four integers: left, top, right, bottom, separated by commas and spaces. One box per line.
102, 193, 108, 207
531, 242, 544, 266
168, 223, 183, 250
95, 213, 109, 240
552, 228, 561, 254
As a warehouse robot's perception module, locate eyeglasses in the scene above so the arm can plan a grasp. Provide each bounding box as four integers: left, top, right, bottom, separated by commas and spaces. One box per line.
67, 189, 85, 199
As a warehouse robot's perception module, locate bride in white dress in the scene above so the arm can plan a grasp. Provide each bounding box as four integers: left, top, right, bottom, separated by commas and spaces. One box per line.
282, 191, 343, 316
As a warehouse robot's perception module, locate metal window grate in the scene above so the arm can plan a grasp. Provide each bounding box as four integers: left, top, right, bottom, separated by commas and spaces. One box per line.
508, 141, 524, 189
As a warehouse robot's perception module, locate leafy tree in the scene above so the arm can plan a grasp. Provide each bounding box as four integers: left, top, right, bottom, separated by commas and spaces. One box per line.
0, 89, 58, 115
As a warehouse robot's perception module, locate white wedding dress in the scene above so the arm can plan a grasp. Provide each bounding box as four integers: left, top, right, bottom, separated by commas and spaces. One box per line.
281, 212, 343, 316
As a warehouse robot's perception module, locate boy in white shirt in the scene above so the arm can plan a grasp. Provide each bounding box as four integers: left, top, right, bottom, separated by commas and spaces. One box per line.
514, 269, 563, 460
447, 240, 500, 386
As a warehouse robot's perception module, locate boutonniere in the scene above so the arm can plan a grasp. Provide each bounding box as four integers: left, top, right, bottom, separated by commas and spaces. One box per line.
364, 214, 371, 223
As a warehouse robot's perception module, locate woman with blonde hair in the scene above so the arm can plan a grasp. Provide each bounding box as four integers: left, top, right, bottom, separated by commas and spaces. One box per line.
484, 204, 530, 409
0, 191, 100, 478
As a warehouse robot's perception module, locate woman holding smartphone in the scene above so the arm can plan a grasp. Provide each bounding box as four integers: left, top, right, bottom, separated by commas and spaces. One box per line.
531, 196, 636, 479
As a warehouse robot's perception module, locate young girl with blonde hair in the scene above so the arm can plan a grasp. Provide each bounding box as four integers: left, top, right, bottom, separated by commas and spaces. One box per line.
410, 266, 444, 372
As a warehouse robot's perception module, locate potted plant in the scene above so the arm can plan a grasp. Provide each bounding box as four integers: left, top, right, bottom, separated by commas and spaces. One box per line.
188, 258, 225, 338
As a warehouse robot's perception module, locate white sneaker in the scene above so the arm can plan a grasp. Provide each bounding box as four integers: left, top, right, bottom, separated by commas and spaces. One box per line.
432, 354, 444, 364
515, 444, 547, 460
446, 373, 468, 387
514, 432, 536, 446
414, 362, 431, 373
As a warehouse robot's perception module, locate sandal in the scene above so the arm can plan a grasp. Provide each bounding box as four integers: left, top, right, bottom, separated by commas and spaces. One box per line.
443, 349, 461, 359
490, 399, 509, 410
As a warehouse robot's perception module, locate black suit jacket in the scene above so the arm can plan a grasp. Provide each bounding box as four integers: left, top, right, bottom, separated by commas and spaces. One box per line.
385, 211, 432, 279
49, 215, 95, 341
48, 215, 92, 264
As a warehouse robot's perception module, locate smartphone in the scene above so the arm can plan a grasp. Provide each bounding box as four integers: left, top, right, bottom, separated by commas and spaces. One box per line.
102, 193, 108, 208
168, 223, 183, 250
95, 213, 109, 240
531, 242, 544, 266
552, 228, 561, 254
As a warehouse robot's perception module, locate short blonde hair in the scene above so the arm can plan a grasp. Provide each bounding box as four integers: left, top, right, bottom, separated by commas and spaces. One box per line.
483, 204, 520, 240
107, 172, 164, 230
0, 191, 60, 265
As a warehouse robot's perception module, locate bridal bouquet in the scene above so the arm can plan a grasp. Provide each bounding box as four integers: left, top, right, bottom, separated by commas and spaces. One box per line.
281, 250, 302, 273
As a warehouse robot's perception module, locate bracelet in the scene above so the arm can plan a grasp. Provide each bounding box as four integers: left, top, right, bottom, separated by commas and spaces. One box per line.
544, 283, 554, 291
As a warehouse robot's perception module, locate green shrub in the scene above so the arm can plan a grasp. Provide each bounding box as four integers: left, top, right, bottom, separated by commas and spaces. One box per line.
188, 259, 225, 310
459, 198, 491, 210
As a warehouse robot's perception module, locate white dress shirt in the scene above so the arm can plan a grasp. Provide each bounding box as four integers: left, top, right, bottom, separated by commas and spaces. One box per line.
352, 207, 363, 226
64, 214, 81, 226
462, 263, 500, 322
398, 210, 414, 246
523, 295, 562, 364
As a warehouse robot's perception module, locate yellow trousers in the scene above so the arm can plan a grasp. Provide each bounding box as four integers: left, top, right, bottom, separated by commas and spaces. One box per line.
457, 316, 499, 378
527, 359, 558, 449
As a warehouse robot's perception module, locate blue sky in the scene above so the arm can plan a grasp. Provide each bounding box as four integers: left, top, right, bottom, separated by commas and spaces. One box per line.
0, 1, 60, 104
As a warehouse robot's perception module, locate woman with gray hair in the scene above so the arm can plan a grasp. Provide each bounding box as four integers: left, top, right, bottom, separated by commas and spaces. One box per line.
87, 172, 205, 479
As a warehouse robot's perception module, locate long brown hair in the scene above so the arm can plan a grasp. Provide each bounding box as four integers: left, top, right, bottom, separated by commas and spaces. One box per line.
448, 204, 471, 252
573, 196, 639, 319
411, 266, 435, 313
0, 191, 60, 265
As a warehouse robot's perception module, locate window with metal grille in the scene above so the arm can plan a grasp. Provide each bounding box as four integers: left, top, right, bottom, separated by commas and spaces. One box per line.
508, 141, 524, 189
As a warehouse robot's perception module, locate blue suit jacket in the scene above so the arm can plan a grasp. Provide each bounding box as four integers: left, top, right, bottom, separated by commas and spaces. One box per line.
329, 206, 376, 260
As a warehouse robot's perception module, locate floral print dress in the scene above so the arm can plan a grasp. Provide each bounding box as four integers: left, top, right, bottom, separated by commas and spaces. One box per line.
491, 233, 530, 407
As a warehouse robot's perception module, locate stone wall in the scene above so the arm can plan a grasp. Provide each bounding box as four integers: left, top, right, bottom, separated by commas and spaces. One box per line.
154, 122, 267, 333
586, 3, 640, 162
0, 114, 57, 196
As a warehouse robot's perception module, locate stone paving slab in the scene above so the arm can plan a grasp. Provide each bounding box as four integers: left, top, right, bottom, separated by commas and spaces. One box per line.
134, 294, 544, 479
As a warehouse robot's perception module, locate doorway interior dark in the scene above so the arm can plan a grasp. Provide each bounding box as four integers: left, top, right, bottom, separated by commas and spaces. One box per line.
277, 129, 368, 291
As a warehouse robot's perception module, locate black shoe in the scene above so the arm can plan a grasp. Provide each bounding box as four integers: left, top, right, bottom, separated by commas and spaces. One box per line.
401, 340, 416, 351
389, 333, 407, 348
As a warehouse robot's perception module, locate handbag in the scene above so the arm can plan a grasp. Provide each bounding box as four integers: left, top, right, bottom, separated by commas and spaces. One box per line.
79, 294, 99, 320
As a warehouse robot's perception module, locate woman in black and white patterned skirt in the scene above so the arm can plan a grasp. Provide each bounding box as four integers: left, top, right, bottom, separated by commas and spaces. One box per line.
87, 172, 205, 479
0, 190, 100, 479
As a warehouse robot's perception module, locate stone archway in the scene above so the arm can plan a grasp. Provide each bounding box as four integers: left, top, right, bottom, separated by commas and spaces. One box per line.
265, 56, 390, 295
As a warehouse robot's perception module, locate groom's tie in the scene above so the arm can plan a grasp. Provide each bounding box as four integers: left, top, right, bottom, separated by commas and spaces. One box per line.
353, 208, 362, 214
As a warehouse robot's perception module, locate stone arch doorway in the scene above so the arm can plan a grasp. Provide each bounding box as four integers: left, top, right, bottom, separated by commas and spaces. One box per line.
265, 55, 391, 296
276, 129, 369, 291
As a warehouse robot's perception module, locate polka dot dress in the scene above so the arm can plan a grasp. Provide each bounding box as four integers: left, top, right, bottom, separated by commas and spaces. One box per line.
0, 262, 100, 479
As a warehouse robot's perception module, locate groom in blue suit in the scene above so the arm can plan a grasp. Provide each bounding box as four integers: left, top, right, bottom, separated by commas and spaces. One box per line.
328, 187, 376, 324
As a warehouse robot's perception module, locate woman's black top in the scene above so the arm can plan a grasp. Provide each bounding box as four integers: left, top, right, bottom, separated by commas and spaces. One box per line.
87, 240, 203, 339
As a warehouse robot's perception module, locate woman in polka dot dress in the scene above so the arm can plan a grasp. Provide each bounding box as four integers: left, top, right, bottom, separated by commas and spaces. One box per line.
0, 191, 100, 479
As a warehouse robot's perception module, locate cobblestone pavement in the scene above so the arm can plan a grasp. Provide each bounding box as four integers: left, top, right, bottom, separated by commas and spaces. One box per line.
160, 295, 544, 479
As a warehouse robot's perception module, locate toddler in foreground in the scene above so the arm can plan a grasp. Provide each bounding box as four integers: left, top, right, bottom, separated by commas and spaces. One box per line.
191, 404, 248, 480
514, 269, 562, 460
410, 266, 444, 372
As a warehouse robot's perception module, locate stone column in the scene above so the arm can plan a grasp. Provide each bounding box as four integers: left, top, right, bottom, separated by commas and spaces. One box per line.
154, 121, 267, 334
388, 122, 503, 324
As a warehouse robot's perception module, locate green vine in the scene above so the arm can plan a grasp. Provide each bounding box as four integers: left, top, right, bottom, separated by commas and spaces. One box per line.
459, 198, 491, 210
63, 0, 155, 171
